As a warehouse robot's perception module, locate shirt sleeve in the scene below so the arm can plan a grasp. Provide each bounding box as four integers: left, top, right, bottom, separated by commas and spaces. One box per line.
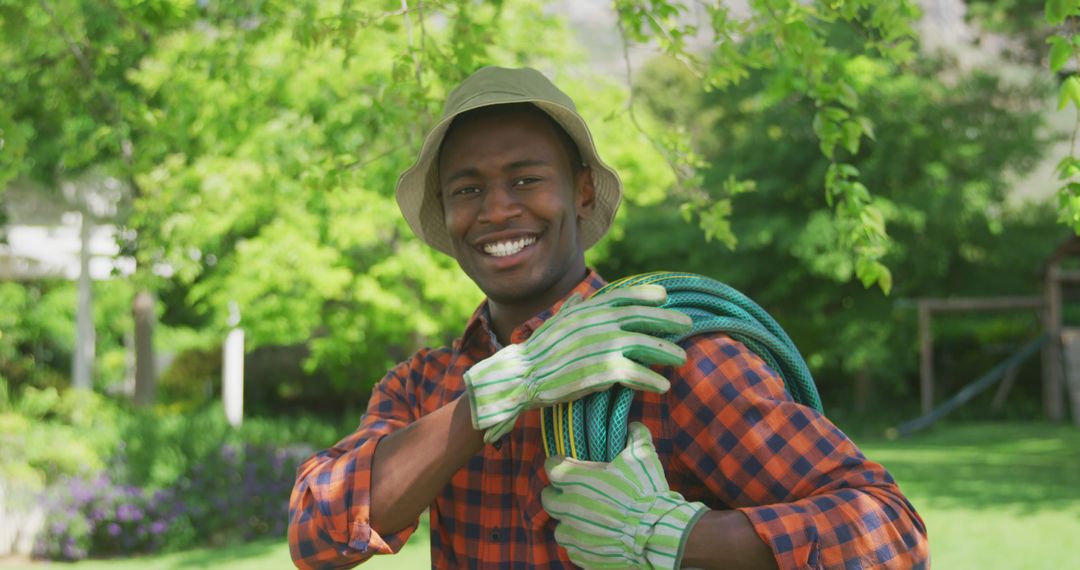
288, 353, 425, 569
669, 334, 929, 569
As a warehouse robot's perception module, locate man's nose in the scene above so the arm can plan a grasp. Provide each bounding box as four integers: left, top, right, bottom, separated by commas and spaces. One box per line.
477, 185, 523, 224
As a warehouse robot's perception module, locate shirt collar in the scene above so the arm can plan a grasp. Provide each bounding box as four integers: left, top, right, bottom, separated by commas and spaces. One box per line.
461, 268, 608, 349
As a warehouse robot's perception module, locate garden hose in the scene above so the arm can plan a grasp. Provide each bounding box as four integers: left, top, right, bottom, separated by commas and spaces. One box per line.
540, 271, 823, 461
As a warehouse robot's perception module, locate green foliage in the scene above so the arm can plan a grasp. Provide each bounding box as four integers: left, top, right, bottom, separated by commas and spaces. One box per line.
0, 282, 74, 391
119, 2, 569, 394
0, 0, 1071, 412
3, 387, 123, 489
3, 384, 346, 558
0, 278, 187, 395
0, 0, 682, 401
157, 346, 220, 412
613, 0, 921, 292
117, 403, 343, 490
604, 54, 1059, 407
1045, 1, 1080, 231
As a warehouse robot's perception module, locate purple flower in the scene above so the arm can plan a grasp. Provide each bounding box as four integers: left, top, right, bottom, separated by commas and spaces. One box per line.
107, 522, 121, 537
70, 479, 93, 504
150, 520, 167, 535
117, 503, 140, 521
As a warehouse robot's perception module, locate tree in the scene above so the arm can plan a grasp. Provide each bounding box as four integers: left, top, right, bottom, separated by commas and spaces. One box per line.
602, 53, 1060, 414
0, 0, 202, 398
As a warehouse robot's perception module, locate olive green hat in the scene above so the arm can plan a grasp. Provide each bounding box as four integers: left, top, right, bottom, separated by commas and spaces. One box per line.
394, 66, 622, 256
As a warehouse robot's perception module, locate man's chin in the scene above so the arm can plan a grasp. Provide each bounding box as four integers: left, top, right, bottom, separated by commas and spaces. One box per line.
480, 282, 542, 306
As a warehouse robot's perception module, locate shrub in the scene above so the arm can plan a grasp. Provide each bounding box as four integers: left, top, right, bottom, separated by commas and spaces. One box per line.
9, 384, 342, 561
34, 442, 312, 560
35, 473, 177, 561
172, 442, 311, 545
158, 346, 222, 412
8, 387, 122, 485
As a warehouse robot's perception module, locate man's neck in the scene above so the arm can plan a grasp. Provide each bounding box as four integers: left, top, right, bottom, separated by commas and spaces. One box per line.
487, 268, 590, 345
488, 297, 550, 346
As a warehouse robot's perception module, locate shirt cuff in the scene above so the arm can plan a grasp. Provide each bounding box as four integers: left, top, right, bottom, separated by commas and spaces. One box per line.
738, 503, 819, 570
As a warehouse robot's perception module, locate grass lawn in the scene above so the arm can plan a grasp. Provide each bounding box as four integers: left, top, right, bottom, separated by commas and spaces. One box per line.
858, 422, 1080, 570
1, 520, 430, 570
7, 422, 1076, 569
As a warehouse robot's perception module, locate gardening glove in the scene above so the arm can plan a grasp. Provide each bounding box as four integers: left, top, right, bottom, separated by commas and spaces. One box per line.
542, 422, 708, 569
465, 284, 691, 443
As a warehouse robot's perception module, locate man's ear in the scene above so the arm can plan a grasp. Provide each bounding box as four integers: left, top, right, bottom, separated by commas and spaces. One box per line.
574, 167, 595, 221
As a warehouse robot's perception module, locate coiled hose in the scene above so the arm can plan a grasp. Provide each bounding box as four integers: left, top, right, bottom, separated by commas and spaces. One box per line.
540, 271, 823, 461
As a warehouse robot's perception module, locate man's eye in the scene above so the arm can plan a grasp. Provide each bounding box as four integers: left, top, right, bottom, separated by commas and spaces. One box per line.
451, 186, 480, 197
513, 177, 541, 187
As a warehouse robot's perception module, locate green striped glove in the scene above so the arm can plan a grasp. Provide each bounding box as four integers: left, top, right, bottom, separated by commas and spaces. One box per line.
464, 285, 691, 443
541, 422, 708, 569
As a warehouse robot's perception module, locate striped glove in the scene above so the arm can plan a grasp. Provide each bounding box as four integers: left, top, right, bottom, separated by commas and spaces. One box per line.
464, 285, 691, 443
542, 422, 708, 569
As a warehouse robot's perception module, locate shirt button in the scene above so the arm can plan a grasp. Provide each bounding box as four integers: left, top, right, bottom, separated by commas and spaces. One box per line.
493, 438, 502, 451
490, 530, 501, 541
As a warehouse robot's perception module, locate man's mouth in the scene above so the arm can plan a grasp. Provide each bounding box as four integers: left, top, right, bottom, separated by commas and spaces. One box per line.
481, 236, 537, 257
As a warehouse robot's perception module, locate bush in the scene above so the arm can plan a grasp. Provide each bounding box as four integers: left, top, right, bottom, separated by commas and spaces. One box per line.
6, 387, 122, 485
158, 346, 222, 412
12, 386, 343, 561
35, 473, 178, 561
117, 403, 341, 490
172, 442, 311, 546
34, 440, 313, 560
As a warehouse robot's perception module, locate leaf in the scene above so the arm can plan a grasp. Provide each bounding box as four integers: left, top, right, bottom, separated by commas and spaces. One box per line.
1049, 36, 1072, 72
1059, 75, 1080, 109
875, 263, 893, 295
857, 116, 876, 141
838, 81, 858, 108
842, 120, 862, 155
1057, 156, 1080, 179
1046, 0, 1072, 25
679, 202, 695, 224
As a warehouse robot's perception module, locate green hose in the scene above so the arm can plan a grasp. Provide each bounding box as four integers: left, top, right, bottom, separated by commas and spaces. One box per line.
541, 271, 823, 461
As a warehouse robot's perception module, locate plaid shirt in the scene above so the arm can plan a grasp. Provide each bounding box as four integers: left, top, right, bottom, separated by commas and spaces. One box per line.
289, 270, 928, 569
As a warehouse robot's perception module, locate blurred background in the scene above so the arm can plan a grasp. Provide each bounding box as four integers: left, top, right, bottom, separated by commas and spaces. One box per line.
1, 0, 1078, 568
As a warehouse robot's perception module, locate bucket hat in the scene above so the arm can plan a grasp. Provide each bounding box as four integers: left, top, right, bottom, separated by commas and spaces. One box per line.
395, 66, 622, 256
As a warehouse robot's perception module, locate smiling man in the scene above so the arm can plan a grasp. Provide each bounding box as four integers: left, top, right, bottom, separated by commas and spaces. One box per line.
288, 67, 929, 569
437, 103, 595, 343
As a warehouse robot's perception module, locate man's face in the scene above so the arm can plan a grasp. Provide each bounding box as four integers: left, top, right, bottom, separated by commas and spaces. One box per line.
438, 107, 595, 311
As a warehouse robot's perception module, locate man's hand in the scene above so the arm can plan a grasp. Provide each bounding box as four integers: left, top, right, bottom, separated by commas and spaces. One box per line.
541, 422, 708, 569
464, 284, 691, 442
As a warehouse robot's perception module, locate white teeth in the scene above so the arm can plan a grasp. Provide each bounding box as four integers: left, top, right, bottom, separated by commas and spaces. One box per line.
483, 237, 536, 257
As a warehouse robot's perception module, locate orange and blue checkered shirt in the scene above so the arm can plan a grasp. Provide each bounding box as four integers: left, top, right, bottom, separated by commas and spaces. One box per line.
289, 270, 928, 569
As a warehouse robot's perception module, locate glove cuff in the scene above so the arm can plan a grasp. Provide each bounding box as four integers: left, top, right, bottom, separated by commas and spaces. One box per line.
464, 343, 531, 430
643, 497, 709, 570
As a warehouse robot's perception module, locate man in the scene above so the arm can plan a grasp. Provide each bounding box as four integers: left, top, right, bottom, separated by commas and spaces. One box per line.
288, 66, 929, 569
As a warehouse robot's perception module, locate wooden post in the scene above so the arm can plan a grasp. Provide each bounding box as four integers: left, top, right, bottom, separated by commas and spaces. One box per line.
918, 301, 934, 416
1061, 328, 1080, 427
1044, 265, 1065, 421
133, 291, 157, 408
